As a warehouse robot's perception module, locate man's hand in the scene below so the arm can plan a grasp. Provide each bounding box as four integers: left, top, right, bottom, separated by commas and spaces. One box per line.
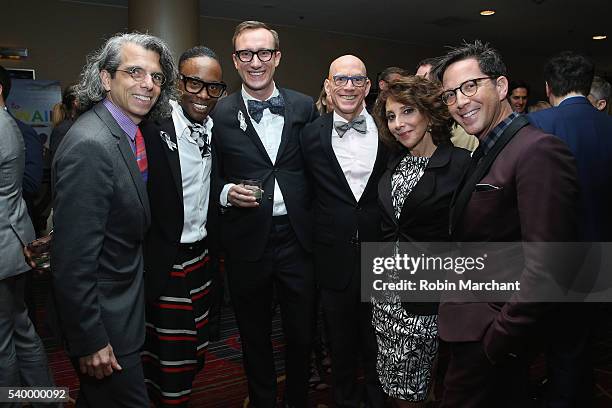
23, 246, 37, 269
79, 344, 122, 379
227, 184, 260, 208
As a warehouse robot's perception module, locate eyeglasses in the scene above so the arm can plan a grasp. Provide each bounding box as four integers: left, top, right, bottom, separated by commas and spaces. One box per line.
180, 75, 227, 98
332, 75, 368, 87
116, 67, 166, 87
234, 49, 277, 63
441, 77, 495, 106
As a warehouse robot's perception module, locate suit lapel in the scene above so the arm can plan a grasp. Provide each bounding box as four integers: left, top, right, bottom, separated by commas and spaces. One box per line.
118, 135, 151, 223
320, 114, 354, 201
276, 88, 292, 160
95, 103, 150, 223
449, 116, 529, 233
159, 118, 183, 205
236, 93, 273, 165
379, 151, 402, 226
397, 144, 453, 223
359, 140, 385, 203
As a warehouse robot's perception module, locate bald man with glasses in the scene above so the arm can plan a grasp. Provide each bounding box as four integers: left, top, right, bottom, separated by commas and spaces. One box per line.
301, 54, 387, 408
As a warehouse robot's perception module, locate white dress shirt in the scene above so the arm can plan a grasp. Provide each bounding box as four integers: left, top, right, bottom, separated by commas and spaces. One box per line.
170, 99, 212, 243
331, 108, 378, 201
220, 84, 287, 216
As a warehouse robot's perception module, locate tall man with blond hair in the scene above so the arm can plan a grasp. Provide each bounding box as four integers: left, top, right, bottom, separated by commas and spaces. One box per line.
212, 21, 318, 407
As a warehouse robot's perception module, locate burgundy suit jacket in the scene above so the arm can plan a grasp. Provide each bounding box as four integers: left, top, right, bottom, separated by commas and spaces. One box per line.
438, 123, 579, 364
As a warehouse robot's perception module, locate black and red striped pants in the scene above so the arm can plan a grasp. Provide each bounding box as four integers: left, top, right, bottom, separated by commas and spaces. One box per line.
142, 243, 212, 407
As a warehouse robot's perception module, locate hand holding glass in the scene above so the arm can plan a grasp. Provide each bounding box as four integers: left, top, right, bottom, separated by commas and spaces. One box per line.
241, 179, 264, 203
26, 232, 53, 270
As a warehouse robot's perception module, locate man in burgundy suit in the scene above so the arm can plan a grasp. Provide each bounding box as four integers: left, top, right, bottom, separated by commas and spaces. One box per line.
435, 41, 579, 407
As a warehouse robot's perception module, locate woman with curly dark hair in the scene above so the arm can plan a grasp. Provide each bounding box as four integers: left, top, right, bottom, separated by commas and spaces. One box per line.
371, 76, 470, 407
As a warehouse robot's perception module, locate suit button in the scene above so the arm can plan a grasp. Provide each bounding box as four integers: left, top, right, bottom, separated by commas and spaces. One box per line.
355, 206, 361, 211
267, 194, 273, 200
273, 168, 279, 173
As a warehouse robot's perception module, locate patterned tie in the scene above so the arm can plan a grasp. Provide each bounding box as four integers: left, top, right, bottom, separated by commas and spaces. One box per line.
247, 94, 285, 123
189, 124, 210, 158
334, 115, 367, 138
135, 127, 148, 182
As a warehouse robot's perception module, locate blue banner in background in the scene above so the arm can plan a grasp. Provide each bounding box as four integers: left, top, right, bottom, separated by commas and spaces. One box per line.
7, 79, 61, 144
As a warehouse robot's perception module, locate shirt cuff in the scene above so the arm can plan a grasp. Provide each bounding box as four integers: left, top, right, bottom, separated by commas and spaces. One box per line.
220, 183, 236, 207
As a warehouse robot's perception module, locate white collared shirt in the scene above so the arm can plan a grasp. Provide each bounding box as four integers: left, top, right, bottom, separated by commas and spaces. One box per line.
170, 99, 212, 243
331, 108, 378, 201
220, 84, 287, 216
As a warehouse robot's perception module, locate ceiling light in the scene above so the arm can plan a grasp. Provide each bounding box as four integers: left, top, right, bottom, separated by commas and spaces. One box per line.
592, 35, 607, 40
480, 10, 495, 16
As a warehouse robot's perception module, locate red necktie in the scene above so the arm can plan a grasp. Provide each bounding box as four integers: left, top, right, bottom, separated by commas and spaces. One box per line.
135, 128, 148, 182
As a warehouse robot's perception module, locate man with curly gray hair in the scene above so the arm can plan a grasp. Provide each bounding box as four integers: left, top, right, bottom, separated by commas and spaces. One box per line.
51, 32, 176, 407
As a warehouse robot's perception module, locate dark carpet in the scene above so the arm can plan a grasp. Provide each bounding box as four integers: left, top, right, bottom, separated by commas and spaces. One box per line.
29, 273, 612, 407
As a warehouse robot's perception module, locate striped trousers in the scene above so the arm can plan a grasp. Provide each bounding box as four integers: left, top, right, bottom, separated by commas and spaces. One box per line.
143, 244, 212, 407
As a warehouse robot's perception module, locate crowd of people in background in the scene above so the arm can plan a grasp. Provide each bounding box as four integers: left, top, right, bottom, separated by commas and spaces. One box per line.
1, 17, 612, 408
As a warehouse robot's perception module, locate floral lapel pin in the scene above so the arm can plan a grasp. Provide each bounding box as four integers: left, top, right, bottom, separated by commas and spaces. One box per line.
238, 110, 247, 132
160, 130, 177, 151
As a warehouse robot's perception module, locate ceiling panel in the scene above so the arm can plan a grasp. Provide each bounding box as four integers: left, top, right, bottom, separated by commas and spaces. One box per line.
61, 0, 612, 70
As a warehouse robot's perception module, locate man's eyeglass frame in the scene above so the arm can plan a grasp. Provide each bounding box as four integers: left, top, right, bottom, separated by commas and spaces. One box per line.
115, 67, 166, 87
331, 75, 369, 87
441, 76, 496, 106
180, 75, 227, 98
234, 49, 278, 63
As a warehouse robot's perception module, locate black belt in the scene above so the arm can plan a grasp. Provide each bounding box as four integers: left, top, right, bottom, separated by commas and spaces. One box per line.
272, 215, 290, 225
177, 238, 207, 252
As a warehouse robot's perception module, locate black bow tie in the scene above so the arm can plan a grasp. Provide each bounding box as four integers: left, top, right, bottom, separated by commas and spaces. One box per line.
247, 95, 285, 123
334, 115, 367, 137
189, 123, 210, 158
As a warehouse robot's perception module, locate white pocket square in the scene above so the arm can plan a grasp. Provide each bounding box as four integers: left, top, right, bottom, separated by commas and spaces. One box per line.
474, 183, 501, 191
160, 130, 177, 151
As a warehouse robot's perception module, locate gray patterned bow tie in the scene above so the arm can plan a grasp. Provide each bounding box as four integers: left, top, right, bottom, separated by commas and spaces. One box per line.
334, 115, 367, 138
189, 123, 210, 158
247, 95, 285, 123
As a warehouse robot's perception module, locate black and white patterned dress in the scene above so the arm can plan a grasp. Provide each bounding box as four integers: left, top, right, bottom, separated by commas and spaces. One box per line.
372, 154, 438, 401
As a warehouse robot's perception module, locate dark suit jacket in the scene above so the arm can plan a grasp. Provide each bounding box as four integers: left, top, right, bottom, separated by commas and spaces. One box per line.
438, 123, 579, 364
211, 88, 317, 261
11, 115, 43, 219
378, 143, 470, 314
301, 112, 387, 290
528, 96, 612, 241
49, 119, 75, 162
140, 116, 219, 302
52, 102, 151, 362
